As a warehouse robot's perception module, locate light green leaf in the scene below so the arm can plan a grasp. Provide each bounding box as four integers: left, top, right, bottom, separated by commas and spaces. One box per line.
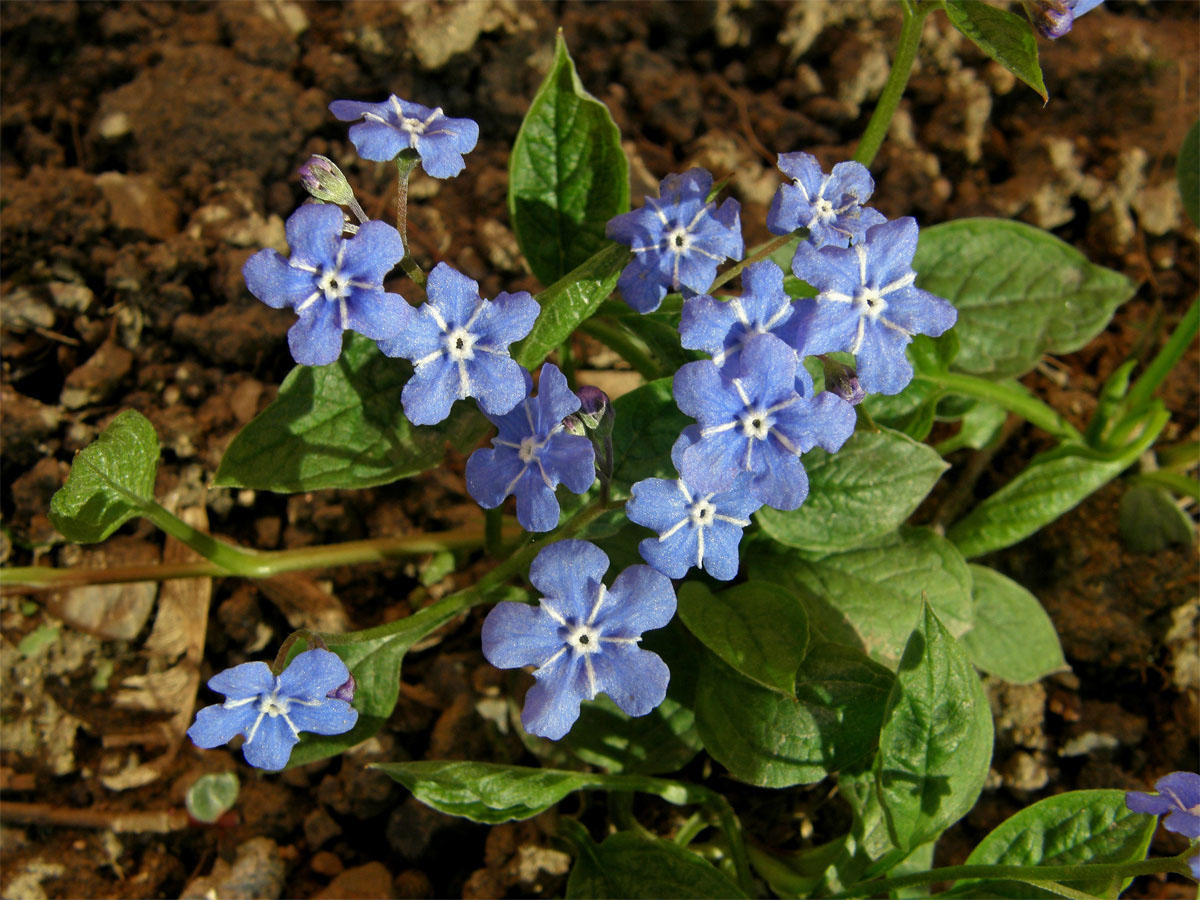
508, 32, 629, 287
185, 772, 239, 824
49, 409, 159, 543
215, 334, 488, 493
748, 527, 975, 670
914, 219, 1136, 379
373, 760, 704, 824
609, 377, 692, 496
693, 641, 893, 788
512, 241, 631, 370
565, 828, 747, 899
953, 790, 1157, 898
960, 565, 1066, 683
677, 581, 809, 696
756, 428, 948, 553
944, 0, 1047, 101
875, 605, 994, 852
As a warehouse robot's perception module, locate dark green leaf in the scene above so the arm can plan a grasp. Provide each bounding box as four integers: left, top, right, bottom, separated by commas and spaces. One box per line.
512, 241, 631, 370
960, 564, 1066, 683
1179, 120, 1199, 227
373, 760, 704, 824
694, 641, 893, 788
677, 581, 808, 696
49, 409, 158, 543
944, 0, 1047, 101
508, 32, 629, 287
748, 527, 975, 670
875, 605, 993, 852
215, 334, 488, 493
609, 377, 692, 496
756, 428, 948, 553
1118, 483, 1196, 553
914, 219, 1136, 379
953, 790, 1156, 898
566, 828, 747, 899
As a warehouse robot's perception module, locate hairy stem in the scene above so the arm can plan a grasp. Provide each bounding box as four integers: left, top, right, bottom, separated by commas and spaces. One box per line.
853, 0, 931, 168
1114, 296, 1198, 437
914, 371, 1083, 443
710, 233, 797, 293
394, 153, 426, 287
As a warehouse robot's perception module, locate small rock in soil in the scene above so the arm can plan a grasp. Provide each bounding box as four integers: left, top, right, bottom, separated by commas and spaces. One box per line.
95, 171, 180, 241
393, 869, 433, 900
0, 386, 62, 466
314, 862, 395, 900
309, 851, 343, 878
59, 341, 134, 409
1, 286, 56, 331
172, 304, 289, 368
303, 807, 344, 851
179, 836, 286, 900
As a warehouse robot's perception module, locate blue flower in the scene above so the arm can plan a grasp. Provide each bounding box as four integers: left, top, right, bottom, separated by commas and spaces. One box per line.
465, 364, 596, 532
789, 217, 957, 396
606, 168, 744, 314
673, 334, 856, 511
1126, 771, 1200, 878
626, 430, 763, 581
379, 262, 539, 425
1027, 0, 1104, 39
679, 260, 795, 375
328, 96, 479, 177
243, 204, 412, 367
187, 649, 358, 771
767, 152, 886, 250
481, 539, 675, 740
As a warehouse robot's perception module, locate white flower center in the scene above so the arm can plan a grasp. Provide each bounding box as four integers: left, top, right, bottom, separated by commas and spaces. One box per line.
401, 117, 427, 134
518, 436, 540, 463
813, 197, 836, 221
317, 267, 350, 301
258, 690, 292, 718
688, 497, 716, 529
740, 409, 771, 439
446, 327, 477, 361
855, 287, 888, 318
565, 623, 602, 654
666, 226, 693, 254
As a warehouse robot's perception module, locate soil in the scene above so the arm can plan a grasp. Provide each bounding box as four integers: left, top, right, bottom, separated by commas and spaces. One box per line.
1, 2, 1197, 899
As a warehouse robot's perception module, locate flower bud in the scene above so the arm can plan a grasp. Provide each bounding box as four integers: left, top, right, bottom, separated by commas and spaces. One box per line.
298, 155, 356, 206
1024, 0, 1073, 38
326, 673, 356, 704
820, 357, 866, 406
561, 414, 587, 436
575, 385, 613, 436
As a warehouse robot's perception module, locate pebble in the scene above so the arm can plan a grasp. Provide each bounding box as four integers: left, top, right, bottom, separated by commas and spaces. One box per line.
60, 341, 134, 409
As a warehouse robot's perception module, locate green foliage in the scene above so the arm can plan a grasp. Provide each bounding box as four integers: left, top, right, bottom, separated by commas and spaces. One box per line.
564, 827, 747, 899
609, 377, 692, 495
914, 219, 1136, 380
1118, 483, 1195, 553
748, 527, 975, 670
508, 32, 629, 287
215, 335, 487, 493
1179, 120, 1199, 227
185, 772, 239, 824
49, 409, 159, 542
756, 428, 948, 553
943, 0, 1047, 101
694, 642, 893, 788
960, 565, 1066, 684
677, 581, 808, 696
874, 605, 994, 852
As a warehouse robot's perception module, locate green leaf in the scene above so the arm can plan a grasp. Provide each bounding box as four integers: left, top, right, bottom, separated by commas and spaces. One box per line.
953, 790, 1157, 898
875, 605, 993, 852
49, 409, 159, 542
508, 32, 629, 287
512, 241, 631, 370
748, 527, 975, 670
756, 428, 948, 553
1118, 483, 1196, 553
947, 448, 1137, 558
1179, 120, 1199, 227
677, 581, 809, 696
694, 641, 893, 788
943, 0, 1047, 101
215, 334, 488, 493
565, 828, 747, 899
935, 397, 1008, 455
609, 377, 692, 496
373, 760, 704, 824
960, 565, 1066, 684
914, 219, 1136, 380
185, 772, 239, 824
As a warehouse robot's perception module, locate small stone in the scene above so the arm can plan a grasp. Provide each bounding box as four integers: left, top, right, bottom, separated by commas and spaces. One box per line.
96, 171, 180, 241
315, 862, 395, 900
310, 851, 343, 877
47, 282, 95, 314
230, 379, 265, 424
304, 807, 343, 850
393, 870, 433, 900
0, 287, 55, 331
0, 387, 62, 465
60, 341, 135, 409
96, 111, 131, 140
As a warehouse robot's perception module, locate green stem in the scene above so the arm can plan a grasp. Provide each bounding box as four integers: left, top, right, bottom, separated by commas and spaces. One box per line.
709, 233, 797, 293
1130, 469, 1200, 502
853, 0, 931, 168
140, 501, 273, 576
826, 854, 1191, 899
394, 153, 426, 287
1, 521, 518, 592
1115, 297, 1198, 434
672, 812, 709, 847
484, 507, 504, 559
707, 793, 755, 897
579, 317, 664, 381
914, 371, 1083, 443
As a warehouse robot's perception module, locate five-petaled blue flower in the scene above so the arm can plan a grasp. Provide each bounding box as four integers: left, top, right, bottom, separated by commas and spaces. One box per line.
1027, 0, 1104, 39
466, 364, 596, 532
1126, 771, 1200, 879
679, 260, 795, 375
379, 262, 539, 425
481, 539, 675, 740
789, 217, 957, 395
673, 334, 856, 511
606, 168, 744, 314
626, 430, 763, 581
767, 152, 886, 250
329, 96, 479, 178
187, 649, 358, 771
243, 204, 412, 367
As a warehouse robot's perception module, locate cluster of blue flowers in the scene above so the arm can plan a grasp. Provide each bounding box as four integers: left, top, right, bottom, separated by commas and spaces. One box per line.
1126, 771, 1200, 878
197, 98, 961, 762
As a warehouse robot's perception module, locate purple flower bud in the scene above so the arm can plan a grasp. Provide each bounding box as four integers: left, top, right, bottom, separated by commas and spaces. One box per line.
575, 385, 613, 435
561, 414, 587, 436
298, 155, 355, 206
820, 357, 867, 406
326, 673, 356, 704
1026, 0, 1073, 38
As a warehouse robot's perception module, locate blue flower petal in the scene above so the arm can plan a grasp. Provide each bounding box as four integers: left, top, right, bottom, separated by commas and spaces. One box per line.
856, 324, 915, 395
522, 651, 589, 740
791, 241, 862, 297
347, 120, 409, 162
673, 360, 738, 423
637, 530, 695, 580
329, 99, 382, 121
627, 478, 688, 534
466, 446, 527, 509
413, 136, 467, 178
241, 715, 299, 771
482, 602, 567, 669
426, 263, 481, 326
377, 306, 443, 359
188, 703, 258, 748
475, 290, 539, 348
542, 434, 596, 494
401, 354, 460, 425
285, 204, 343, 266
679, 293, 735, 357
277, 649, 349, 701
700, 519, 745, 581
534, 364, 581, 431
864, 218, 920, 287
515, 474, 561, 532
530, 539, 610, 620
468, 353, 529, 417
787, 297, 861, 357
600, 564, 676, 636
288, 302, 345, 367
591, 644, 670, 718
243, 250, 317, 310
616, 258, 670, 313
207, 660, 275, 699
345, 290, 413, 342
429, 116, 480, 154
749, 447, 809, 511
680, 428, 745, 495
883, 286, 958, 337
340, 221, 406, 285
288, 698, 359, 736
